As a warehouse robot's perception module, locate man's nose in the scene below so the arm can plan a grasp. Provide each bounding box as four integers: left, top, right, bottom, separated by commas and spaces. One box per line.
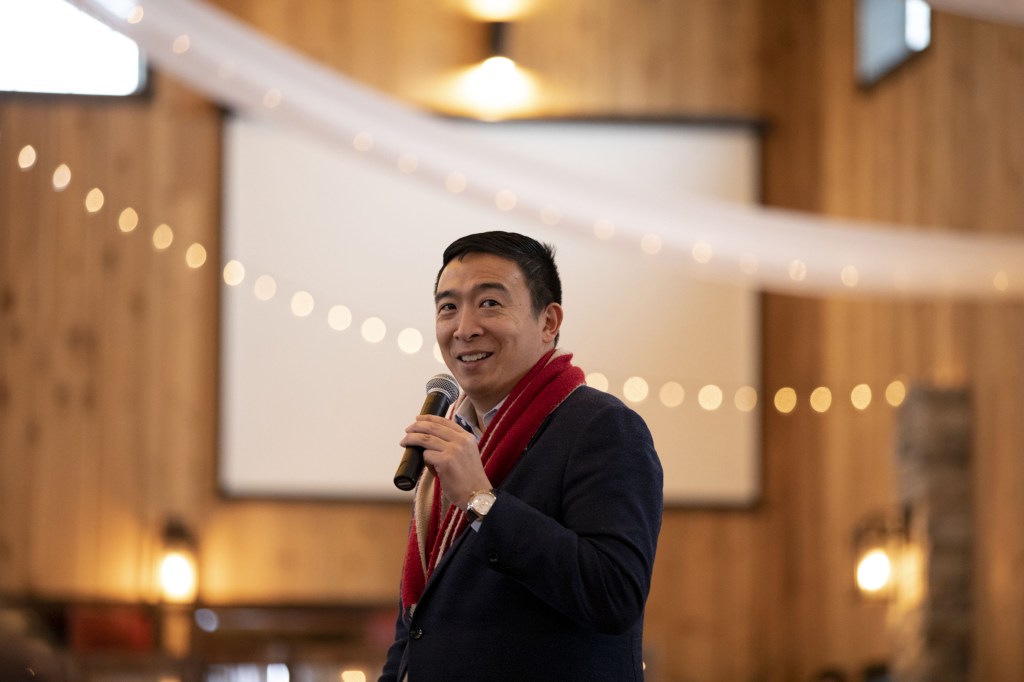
454, 309, 482, 340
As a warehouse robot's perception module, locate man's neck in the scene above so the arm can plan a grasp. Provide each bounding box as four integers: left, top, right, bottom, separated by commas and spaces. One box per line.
456, 398, 506, 439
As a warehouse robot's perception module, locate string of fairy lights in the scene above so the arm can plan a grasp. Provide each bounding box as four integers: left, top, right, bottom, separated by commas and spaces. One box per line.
6, 137, 914, 416
61, 0, 1023, 305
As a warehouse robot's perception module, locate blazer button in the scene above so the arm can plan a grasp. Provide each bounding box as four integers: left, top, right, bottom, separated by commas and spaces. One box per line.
410, 626, 424, 640
487, 551, 499, 563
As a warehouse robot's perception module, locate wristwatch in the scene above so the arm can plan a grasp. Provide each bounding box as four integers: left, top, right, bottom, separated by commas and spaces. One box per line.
465, 489, 497, 521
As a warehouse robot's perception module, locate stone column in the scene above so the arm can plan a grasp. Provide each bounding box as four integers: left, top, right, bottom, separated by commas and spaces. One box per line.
890, 387, 972, 682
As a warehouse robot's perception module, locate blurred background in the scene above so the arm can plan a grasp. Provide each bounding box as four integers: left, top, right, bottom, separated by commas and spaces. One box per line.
2, 0, 1023, 680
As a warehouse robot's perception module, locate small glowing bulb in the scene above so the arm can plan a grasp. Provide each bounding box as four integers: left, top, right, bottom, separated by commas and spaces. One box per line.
460, 56, 533, 118
361, 317, 387, 343
254, 275, 277, 301
446, 172, 467, 193
397, 154, 418, 174
340, 671, 368, 682
539, 206, 561, 226
328, 305, 353, 331
223, 260, 246, 286
482, 55, 515, 74
291, 291, 315, 317
734, 386, 758, 412
809, 386, 832, 413
851, 383, 872, 410
885, 380, 907, 407
623, 377, 649, 403
152, 224, 174, 250
185, 243, 207, 269
856, 549, 892, 593
119, 207, 139, 233
659, 382, 684, 408
495, 189, 517, 211
52, 163, 72, 191
692, 242, 713, 263
640, 233, 662, 255
18, 145, 37, 169
774, 387, 797, 414
586, 373, 609, 392
84, 188, 105, 213
698, 385, 723, 411
593, 219, 615, 240
159, 551, 196, 602
465, 0, 528, 21
263, 88, 283, 108
353, 132, 374, 152
397, 328, 424, 354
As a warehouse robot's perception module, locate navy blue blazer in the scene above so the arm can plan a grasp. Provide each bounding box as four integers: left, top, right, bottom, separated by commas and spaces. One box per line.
380, 386, 664, 681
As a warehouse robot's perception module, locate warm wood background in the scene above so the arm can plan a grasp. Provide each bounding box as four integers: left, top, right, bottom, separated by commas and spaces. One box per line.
2, 1, 1022, 680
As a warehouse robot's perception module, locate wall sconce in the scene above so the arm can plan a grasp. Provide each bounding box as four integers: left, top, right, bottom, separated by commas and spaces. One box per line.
464, 0, 535, 22
158, 517, 199, 604
454, 0, 539, 119
852, 508, 908, 599
487, 20, 509, 58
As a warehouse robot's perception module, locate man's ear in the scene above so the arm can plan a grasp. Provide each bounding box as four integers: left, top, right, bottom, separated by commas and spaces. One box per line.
541, 302, 563, 344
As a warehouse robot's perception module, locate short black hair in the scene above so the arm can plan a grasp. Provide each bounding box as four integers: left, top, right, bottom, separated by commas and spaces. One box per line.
435, 231, 562, 317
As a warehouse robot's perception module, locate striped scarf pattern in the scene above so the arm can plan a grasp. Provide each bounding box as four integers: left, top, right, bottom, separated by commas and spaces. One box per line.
400, 349, 585, 612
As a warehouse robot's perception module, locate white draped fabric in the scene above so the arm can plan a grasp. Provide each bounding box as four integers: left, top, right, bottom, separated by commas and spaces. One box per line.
72, 0, 1024, 300
929, 0, 1024, 27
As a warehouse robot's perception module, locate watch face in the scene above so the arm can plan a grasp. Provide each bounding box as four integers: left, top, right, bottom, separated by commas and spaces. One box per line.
469, 491, 495, 518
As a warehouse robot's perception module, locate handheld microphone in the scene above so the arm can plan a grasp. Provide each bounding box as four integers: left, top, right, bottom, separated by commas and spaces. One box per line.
393, 373, 461, 491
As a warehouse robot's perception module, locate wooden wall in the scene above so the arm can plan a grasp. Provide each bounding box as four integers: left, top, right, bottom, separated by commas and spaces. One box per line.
0, 81, 223, 599
2, 1, 1023, 680
760, 4, 1024, 681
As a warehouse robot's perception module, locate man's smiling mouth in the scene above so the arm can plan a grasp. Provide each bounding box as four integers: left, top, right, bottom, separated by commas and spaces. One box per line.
458, 352, 493, 362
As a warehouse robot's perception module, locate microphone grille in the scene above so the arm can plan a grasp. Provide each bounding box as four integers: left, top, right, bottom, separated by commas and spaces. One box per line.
425, 373, 460, 403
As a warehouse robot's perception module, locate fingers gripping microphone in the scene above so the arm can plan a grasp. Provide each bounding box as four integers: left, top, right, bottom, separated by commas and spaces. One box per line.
393, 373, 460, 491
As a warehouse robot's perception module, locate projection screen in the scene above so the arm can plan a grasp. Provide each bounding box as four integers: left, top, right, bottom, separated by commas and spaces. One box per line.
220, 116, 761, 506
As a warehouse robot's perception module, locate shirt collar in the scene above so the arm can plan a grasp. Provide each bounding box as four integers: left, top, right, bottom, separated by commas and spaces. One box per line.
454, 397, 506, 440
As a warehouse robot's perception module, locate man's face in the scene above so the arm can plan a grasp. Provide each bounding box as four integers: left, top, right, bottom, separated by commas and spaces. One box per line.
434, 252, 561, 414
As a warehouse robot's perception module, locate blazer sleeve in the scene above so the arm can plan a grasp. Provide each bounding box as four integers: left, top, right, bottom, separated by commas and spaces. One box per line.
464, 393, 664, 634
378, 596, 408, 682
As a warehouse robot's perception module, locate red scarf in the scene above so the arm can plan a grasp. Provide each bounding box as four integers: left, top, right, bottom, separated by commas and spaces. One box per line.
400, 349, 585, 612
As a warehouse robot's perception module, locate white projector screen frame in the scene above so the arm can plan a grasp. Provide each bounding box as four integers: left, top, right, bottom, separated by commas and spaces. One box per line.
219, 116, 762, 506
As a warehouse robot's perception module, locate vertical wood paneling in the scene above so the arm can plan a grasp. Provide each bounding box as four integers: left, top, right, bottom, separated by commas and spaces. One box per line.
209, 0, 481, 107
763, 2, 1024, 680
0, 80, 223, 599
512, 0, 763, 116
970, 301, 1024, 680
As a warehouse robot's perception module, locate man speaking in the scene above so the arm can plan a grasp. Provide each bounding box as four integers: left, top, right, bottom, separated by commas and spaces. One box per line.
381, 231, 663, 681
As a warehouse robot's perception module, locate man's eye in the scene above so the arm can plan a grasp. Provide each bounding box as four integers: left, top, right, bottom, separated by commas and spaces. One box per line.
437, 303, 456, 313
481, 299, 500, 308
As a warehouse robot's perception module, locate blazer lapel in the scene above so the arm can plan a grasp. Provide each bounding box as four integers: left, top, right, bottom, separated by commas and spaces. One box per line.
417, 520, 474, 605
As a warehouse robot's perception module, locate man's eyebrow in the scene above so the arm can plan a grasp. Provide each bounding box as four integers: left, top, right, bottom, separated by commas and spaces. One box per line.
434, 282, 509, 304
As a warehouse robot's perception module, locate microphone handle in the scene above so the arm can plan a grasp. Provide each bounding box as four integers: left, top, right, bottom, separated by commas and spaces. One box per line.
393, 391, 454, 491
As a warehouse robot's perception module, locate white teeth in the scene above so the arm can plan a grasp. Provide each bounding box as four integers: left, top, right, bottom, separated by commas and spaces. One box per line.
459, 352, 490, 362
